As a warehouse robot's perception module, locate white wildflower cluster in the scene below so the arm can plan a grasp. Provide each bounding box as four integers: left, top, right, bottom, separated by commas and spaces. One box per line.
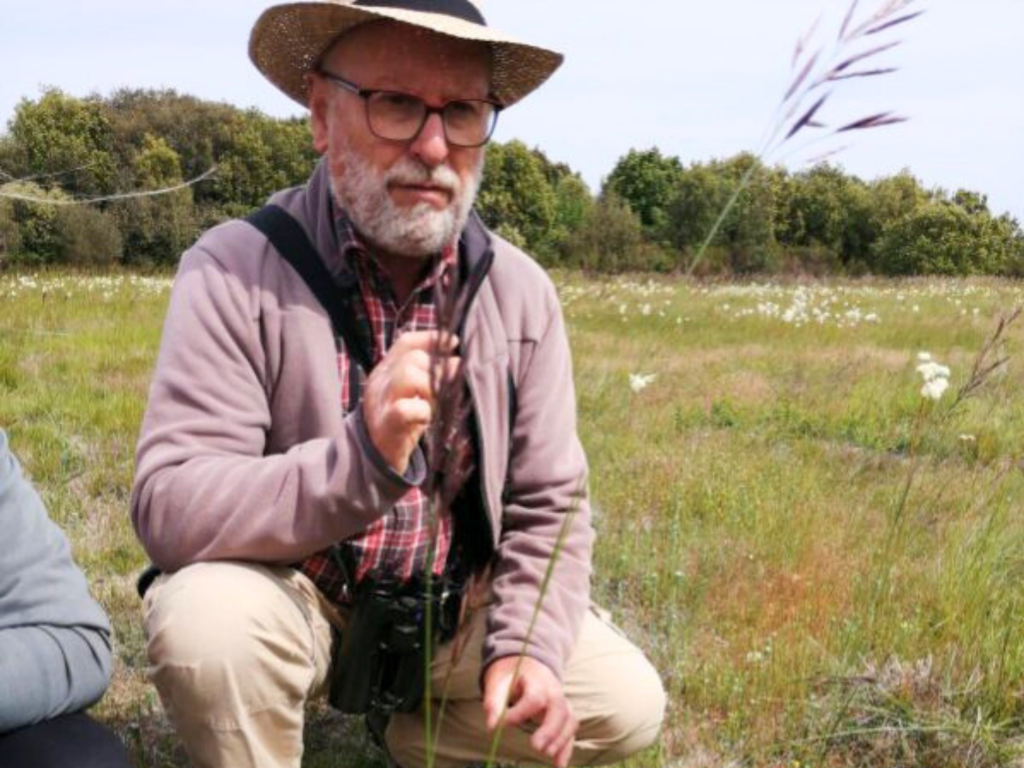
0, 274, 172, 302
629, 373, 656, 393
553, 275, 1023, 331
557, 277, 674, 307
916, 352, 951, 401
724, 285, 881, 328
745, 638, 774, 665
555, 282, 592, 307
891, 280, 1019, 319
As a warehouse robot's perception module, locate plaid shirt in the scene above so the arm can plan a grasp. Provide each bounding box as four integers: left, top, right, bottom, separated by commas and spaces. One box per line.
297, 215, 474, 603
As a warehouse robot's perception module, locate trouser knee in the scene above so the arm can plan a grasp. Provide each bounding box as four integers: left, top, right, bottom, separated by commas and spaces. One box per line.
585, 665, 666, 763
571, 612, 667, 765
143, 562, 322, 725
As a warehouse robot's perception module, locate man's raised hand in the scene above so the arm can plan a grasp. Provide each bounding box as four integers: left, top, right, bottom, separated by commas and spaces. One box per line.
361, 330, 460, 475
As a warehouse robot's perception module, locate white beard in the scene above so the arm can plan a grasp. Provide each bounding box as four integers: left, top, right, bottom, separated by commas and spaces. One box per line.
330, 138, 482, 257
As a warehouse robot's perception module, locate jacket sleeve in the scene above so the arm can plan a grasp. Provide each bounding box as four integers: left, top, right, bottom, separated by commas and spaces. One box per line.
131, 241, 423, 572
0, 431, 113, 734
483, 287, 595, 681
0, 627, 112, 733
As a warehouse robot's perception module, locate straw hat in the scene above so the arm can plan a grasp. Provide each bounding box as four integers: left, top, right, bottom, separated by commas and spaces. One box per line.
250, 0, 564, 108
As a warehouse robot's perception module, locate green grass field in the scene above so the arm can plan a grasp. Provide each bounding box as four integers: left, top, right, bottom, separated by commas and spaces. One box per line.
1, 271, 1021, 768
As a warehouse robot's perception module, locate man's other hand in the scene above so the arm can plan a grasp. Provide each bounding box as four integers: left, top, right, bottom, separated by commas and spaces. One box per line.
483, 655, 577, 768
361, 330, 460, 475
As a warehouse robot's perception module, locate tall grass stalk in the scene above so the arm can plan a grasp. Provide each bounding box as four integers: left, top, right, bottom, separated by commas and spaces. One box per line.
686, 0, 923, 276
421, 256, 588, 764
420, 265, 473, 768
484, 483, 584, 768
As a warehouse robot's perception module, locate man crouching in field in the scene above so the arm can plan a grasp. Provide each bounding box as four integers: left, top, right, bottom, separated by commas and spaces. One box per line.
130, 2, 664, 767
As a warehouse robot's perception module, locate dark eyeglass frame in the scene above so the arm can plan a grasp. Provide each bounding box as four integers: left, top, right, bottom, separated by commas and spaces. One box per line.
317, 70, 503, 148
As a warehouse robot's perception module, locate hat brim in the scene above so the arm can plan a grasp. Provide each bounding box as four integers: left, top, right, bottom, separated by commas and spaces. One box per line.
249, 2, 564, 108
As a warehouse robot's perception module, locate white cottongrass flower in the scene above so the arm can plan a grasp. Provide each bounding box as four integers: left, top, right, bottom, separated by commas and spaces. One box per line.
916, 352, 952, 401
920, 377, 950, 401
917, 361, 951, 382
629, 373, 657, 393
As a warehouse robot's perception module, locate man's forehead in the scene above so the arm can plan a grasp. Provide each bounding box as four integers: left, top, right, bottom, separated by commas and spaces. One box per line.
322, 20, 491, 85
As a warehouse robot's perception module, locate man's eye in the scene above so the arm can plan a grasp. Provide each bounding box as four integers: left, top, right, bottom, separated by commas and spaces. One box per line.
378, 93, 420, 111
448, 101, 480, 118
446, 101, 485, 125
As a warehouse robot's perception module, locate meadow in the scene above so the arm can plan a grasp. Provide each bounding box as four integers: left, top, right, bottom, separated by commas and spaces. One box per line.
0, 271, 1021, 768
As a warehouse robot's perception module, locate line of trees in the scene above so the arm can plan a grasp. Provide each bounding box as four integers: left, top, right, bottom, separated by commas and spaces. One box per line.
482, 147, 1024, 277
0, 88, 317, 267
2, 89, 1022, 276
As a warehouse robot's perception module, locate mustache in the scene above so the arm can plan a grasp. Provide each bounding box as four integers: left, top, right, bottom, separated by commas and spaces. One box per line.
384, 159, 461, 194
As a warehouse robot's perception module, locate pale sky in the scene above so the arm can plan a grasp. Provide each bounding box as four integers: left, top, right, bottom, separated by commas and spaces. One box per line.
2, 0, 1022, 221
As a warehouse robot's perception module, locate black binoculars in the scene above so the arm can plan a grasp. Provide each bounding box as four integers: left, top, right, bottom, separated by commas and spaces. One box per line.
329, 581, 462, 715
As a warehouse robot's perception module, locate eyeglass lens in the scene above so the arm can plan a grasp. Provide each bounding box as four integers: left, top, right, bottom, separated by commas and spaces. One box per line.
366, 92, 496, 147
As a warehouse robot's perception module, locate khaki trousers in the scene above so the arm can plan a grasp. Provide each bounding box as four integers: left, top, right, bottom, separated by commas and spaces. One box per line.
143, 562, 665, 768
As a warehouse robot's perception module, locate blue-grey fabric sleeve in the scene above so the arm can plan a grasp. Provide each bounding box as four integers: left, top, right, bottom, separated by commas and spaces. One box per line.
0, 430, 113, 734
0, 625, 112, 732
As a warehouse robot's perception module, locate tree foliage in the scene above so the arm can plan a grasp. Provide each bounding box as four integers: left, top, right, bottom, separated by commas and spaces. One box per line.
10, 89, 119, 196
875, 194, 1023, 276
54, 205, 123, 267
477, 140, 557, 254
0, 87, 1020, 275
1, 88, 319, 264
0, 181, 68, 264
602, 148, 683, 239
112, 135, 195, 265
0, 181, 121, 266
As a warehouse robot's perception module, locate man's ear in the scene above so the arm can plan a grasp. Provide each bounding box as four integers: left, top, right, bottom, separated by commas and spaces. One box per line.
307, 74, 330, 155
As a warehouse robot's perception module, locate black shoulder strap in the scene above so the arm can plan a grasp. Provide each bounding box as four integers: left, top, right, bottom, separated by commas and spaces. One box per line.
139, 206, 375, 602
246, 204, 373, 373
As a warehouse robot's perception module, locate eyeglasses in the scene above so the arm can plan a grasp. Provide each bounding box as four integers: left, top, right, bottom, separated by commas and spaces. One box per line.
318, 71, 502, 148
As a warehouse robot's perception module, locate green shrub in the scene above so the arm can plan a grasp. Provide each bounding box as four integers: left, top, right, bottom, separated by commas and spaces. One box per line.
0, 181, 67, 264
0, 201, 22, 263
113, 135, 196, 264
565, 192, 650, 273
54, 205, 123, 266
874, 199, 1023, 276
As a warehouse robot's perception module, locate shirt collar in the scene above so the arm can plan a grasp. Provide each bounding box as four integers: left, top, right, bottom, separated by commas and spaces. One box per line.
332, 208, 459, 297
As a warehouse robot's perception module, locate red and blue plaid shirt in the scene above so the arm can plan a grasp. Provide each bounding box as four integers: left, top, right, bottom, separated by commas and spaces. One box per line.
297, 214, 473, 604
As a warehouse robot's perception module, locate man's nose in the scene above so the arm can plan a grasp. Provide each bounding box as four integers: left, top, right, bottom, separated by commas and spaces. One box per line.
409, 112, 449, 167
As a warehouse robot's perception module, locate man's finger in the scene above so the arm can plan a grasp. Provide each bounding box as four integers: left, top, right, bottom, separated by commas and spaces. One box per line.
501, 687, 546, 729
554, 734, 575, 768
399, 348, 432, 375
387, 361, 433, 403
483, 673, 514, 731
530, 701, 571, 756
544, 710, 578, 765
392, 330, 459, 357
390, 396, 432, 428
